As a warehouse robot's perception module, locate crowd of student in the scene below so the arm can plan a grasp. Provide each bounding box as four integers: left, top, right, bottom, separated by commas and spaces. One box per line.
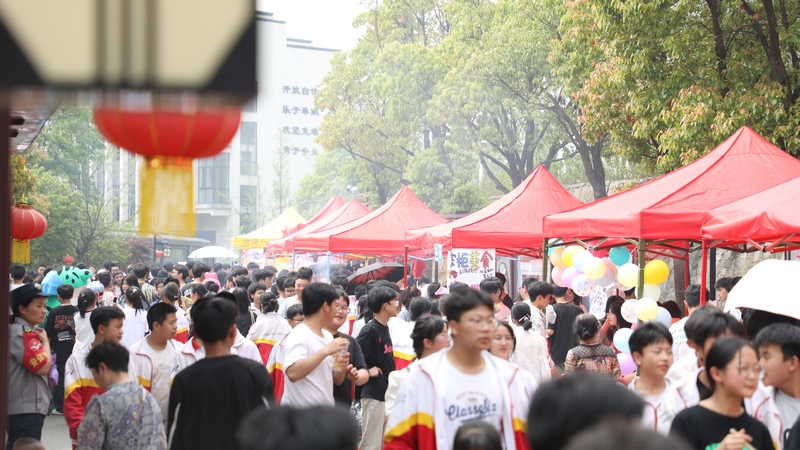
6, 261, 800, 450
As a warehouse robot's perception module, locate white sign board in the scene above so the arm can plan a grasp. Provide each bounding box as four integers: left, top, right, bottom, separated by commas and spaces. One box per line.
447, 248, 496, 289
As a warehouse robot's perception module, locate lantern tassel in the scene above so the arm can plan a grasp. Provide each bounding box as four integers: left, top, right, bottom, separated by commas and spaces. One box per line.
12, 239, 30, 264
140, 157, 196, 236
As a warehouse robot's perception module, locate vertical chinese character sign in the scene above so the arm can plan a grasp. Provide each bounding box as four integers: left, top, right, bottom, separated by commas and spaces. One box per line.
447, 249, 496, 288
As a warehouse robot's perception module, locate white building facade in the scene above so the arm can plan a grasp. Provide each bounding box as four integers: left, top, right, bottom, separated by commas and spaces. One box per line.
194, 9, 337, 246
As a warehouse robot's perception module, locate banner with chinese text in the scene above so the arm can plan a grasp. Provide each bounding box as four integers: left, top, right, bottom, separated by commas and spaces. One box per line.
448, 249, 496, 288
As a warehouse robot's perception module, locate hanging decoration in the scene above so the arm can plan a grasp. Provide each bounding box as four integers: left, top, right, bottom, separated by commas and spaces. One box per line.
94, 104, 241, 236
11, 203, 48, 264
62, 255, 75, 265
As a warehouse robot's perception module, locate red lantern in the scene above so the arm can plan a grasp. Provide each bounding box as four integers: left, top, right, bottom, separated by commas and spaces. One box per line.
11, 203, 48, 264
155, 250, 164, 258
62, 255, 75, 265
94, 106, 241, 236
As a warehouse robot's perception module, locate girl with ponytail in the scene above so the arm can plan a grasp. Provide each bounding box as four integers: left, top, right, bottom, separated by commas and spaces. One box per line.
74, 289, 98, 350
120, 286, 148, 348
510, 302, 555, 384
564, 314, 621, 377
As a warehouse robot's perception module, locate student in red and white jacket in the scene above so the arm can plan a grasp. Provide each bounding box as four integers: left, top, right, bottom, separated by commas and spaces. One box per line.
384, 287, 531, 450
64, 306, 135, 447
129, 303, 183, 418
247, 294, 291, 365
160, 284, 189, 343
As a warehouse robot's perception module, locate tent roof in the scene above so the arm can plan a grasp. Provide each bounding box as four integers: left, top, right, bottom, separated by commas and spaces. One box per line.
232, 208, 306, 249
266, 199, 371, 253
701, 175, 800, 244
284, 195, 347, 236
406, 165, 583, 256
543, 127, 800, 242
292, 186, 448, 254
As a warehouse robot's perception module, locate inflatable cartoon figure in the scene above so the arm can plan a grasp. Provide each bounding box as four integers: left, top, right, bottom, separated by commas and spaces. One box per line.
41, 266, 93, 309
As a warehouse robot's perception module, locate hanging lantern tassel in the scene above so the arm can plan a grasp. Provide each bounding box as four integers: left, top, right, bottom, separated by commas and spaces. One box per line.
11, 239, 31, 264
140, 156, 195, 236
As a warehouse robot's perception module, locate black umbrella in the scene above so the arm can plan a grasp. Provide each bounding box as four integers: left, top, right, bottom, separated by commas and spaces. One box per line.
346, 262, 404, 294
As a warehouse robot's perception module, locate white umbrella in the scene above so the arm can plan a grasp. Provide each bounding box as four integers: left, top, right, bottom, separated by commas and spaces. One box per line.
725, 259, 800, 320
188, 246, 238, 259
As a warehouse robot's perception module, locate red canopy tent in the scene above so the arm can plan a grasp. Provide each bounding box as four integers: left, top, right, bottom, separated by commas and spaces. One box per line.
266, 199, 371, 253
283, 195, 347, 236
405, 165, 583, 257
292, 186, 448, 255
543, 127, 800, 301
701, 175, 800, 251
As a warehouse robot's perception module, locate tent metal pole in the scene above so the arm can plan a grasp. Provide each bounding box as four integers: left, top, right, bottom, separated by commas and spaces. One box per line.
684, 250, 690, 291
637, 239, 646, 299
326, 251, 331, 282
542, 238, 549, 281
291, 250, 296, 270
517, 255, 522, 290
700, 240, 709, 305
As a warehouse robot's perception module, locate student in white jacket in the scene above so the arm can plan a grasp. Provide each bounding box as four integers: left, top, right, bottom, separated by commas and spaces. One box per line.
384, 315, 450, 419
129, 303, 183, 418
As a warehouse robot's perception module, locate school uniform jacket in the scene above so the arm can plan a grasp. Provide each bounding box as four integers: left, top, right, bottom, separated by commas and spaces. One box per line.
662, 367, 781, 448
174, 312, 189, 344
246, 312, 291, 365
129, 337, 183, 390
266, 334, 288, 404
64, 343, 136, 441
384, 350, 532, 450
388, 317, 415, 370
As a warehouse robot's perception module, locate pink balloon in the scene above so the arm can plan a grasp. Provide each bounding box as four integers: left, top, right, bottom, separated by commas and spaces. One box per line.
618, 352, 637, 375
551, 266, 566, 287
562, 266, 579, 289
631, 322, 638, 330
592, 249, 609, 258
601, 257, 612, 264
596, 262, 617, 287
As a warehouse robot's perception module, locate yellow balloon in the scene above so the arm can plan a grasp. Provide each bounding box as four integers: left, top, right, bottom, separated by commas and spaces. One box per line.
635, 297, 659, 322
644, 260, 670, 285
550, 247, 567, 269
583, 257, 607, 280
561, 245, 583, 267
617, 263, 639, 288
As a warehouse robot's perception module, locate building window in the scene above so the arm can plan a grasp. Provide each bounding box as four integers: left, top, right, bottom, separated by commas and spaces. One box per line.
112, 149, 120, 221
240, 184, 259, 232
127, 152, 136, 221
198, 153, 230, 204
240, 122, 257, 176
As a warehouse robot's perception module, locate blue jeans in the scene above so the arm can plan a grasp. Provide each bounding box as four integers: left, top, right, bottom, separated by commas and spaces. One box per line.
7, 413, 45, 450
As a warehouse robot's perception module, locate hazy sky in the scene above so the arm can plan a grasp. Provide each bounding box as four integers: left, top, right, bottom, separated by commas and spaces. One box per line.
260, 0, 367, 51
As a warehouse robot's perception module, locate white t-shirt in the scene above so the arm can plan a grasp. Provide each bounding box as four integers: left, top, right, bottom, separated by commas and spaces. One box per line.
669, 317, 691, 361
440, 356, 504, 445
666, 352, 697, 383
73, 310, 95, 351
278, 295, 299, 318
775, 389, 800, 441
352, 318, 366, 338
628, 377, 671, 435
120, 308, 149, 349
281, 323, 335, 407
142, 338, 174, 417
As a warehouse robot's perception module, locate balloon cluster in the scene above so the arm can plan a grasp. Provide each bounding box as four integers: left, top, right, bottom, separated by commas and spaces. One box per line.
549, 245, 669, 299
549, 245, 672, 376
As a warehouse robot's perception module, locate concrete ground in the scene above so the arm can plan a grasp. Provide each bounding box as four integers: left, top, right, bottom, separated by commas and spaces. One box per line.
38, 413, 72, 450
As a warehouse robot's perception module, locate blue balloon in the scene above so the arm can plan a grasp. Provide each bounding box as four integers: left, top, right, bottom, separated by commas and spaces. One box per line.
609, 247, 631, 266
654, 307, 673, 328
613, 327, 634, 354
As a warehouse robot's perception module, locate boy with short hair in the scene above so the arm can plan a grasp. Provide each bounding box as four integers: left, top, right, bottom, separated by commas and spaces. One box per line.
480, 277, 509, 321
77, 340, 166, 449
45, 284, 78, 415
286, 304, 304, 329
384, 287, 531, 450
662, 309, 780, 442
755, 323, 800, 449
64, 306, 131, 447
627, 322, 674, 435
523, 280, 555, 339
358, 285, 400, 450
281, 283, 353, 407
670, 285, 704, 362
167, 297, 273, 450
129, 303, 182, 418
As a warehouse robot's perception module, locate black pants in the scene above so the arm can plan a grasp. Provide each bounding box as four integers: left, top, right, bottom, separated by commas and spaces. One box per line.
53, 358, 68, 412
7, 413, 45, 450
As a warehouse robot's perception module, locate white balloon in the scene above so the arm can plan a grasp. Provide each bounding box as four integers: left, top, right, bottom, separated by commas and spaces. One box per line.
642, 283, 661, 301
621, 299, 638, 323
